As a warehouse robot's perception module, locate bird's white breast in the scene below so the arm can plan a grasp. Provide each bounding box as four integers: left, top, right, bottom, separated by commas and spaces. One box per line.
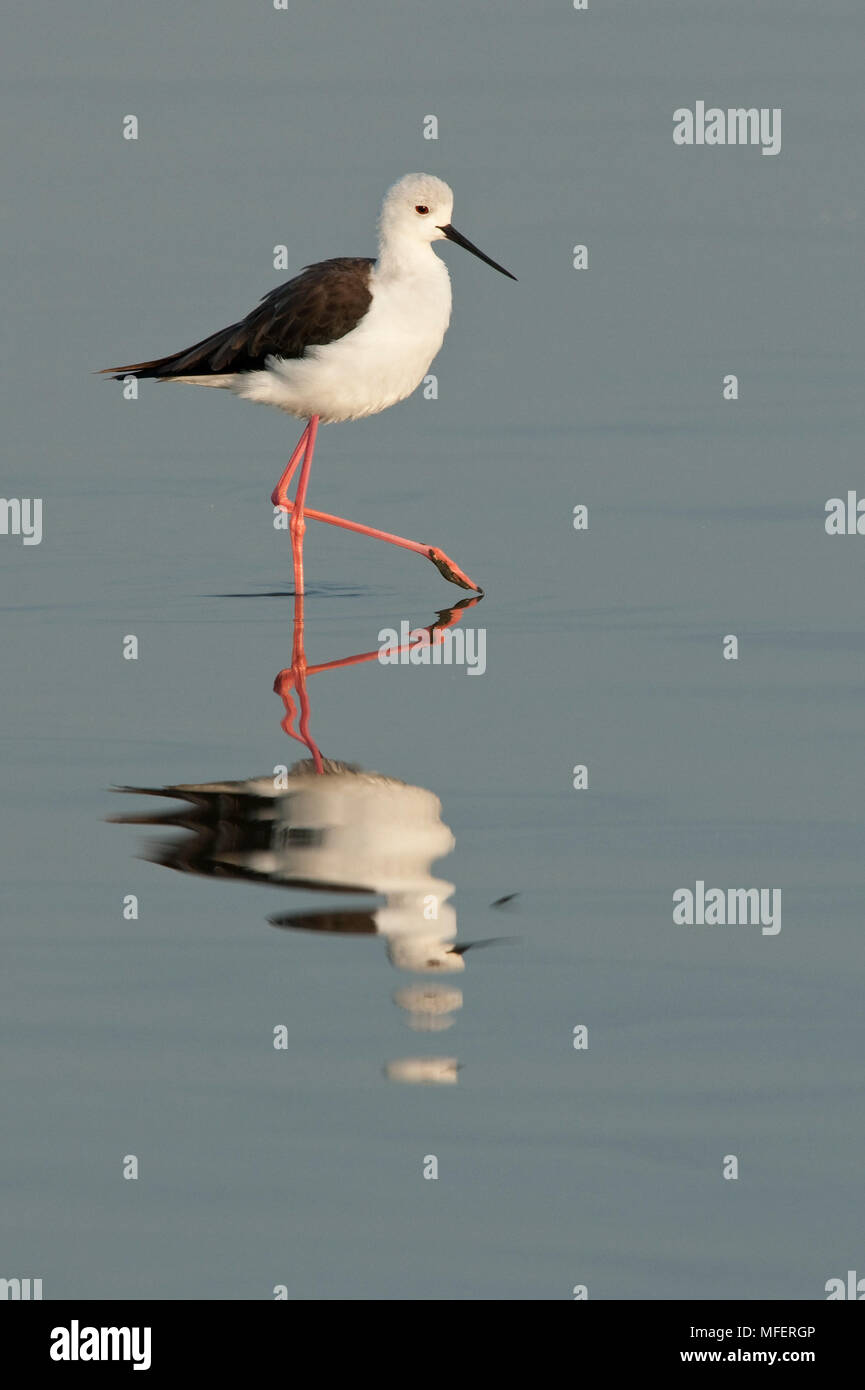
233, 255, 453, 423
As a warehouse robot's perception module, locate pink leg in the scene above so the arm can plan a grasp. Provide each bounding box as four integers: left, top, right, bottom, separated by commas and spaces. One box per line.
270, 421, 310, 509
273, 585, 324, 773
273, 591, 482, 776
286, 416, 319, 596
272, 420, 482, 593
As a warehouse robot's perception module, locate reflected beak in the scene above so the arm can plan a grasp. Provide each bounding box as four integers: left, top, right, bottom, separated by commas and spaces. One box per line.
438, 224, 517, 281
447, 936, 516, 956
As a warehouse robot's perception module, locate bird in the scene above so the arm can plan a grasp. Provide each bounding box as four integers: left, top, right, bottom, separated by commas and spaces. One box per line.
101, 173, 516, 594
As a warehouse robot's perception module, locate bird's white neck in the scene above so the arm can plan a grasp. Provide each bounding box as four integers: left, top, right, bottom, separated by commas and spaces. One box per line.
375, 232, 449, 285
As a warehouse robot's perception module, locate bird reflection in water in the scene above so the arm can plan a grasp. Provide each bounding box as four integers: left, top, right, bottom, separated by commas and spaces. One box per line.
112, 588, 505, 1084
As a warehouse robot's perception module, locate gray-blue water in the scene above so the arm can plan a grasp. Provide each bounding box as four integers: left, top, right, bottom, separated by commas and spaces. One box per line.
2, 0, 863, 1300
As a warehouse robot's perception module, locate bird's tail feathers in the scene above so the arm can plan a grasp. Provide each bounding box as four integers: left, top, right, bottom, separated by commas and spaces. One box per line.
96, 356, 180, 381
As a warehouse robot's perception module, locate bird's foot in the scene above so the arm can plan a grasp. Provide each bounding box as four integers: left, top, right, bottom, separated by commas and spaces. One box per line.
426, 547, 483, 594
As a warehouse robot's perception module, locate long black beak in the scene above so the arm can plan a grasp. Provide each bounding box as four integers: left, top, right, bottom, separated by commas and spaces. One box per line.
438, 224, 517, 281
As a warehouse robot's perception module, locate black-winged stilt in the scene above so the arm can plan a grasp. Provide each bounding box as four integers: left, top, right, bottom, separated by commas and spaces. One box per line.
101, 173, 516, 594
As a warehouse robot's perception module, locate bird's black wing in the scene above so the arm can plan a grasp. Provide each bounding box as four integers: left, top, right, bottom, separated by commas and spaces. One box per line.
101, 257, 375, 379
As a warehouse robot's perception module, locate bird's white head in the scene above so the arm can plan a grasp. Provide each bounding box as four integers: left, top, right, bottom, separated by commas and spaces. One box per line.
378, 172, 517, 280
379, 173, 454, 248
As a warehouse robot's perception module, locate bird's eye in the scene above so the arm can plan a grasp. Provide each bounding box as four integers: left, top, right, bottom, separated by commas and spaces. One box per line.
415, 205, 430, 215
